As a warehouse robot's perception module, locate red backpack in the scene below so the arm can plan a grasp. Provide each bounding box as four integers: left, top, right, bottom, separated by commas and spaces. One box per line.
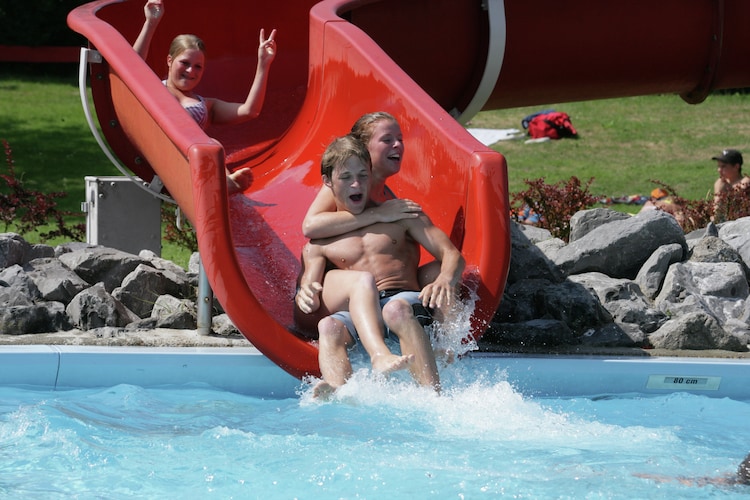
527, 112, 578, 140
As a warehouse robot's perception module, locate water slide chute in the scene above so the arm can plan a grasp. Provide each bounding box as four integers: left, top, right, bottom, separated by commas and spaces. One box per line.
68, 0, 750, 379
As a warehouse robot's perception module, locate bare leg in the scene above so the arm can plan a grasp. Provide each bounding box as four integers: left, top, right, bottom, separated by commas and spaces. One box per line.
321, 271, 412, 375
315, 316, 353, 398
382, 299, 440, 391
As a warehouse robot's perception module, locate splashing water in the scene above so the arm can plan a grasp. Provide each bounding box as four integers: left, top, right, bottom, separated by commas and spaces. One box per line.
1, 359, 749, 498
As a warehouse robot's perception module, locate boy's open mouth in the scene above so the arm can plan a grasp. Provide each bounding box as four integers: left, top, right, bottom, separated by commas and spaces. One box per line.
350, 194, 363, 202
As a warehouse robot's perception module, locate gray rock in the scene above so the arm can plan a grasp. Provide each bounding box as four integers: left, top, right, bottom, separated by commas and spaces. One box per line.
554, 209, 687, 279
151, 295, 197, 329
690, 235, 750, 280
0, 302, 71, 335
568, 272, 666, 334
0, 233, 30, 268
568, 208, 630, 242
579, 322, 645, 348
718, 217, 750, 267
656, 261, 749, 303
66, 282, 139, 330
649, 312, 746, 351
212, 314, 241, 337
496, 278, 611, 335
0, 264, 40, 302
484, 319, 577, 347
113, 264, 192, 318
59, 246, 148, 292
507, 223, 563, 285
23, 258, 89, 304
635, 243, 684, 299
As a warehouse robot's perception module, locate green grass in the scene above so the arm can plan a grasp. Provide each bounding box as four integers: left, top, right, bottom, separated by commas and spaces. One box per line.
470, 93, 750, 203
0, 66, 192, 267
2, 66, 748, 266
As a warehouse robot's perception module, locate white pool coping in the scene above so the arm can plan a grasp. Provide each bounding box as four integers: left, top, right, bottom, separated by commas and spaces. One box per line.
1, 346, 749, 400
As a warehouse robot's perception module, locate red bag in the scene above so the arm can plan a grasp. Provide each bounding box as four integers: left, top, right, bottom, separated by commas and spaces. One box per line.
527, 112, 578, 140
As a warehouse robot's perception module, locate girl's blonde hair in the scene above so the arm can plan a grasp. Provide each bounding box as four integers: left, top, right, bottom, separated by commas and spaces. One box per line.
169, 34, 206, 59
350, 111, 397, 147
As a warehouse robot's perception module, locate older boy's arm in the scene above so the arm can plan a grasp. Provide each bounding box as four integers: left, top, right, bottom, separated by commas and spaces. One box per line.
406, 216, 465, 310
295, 242, 327, 314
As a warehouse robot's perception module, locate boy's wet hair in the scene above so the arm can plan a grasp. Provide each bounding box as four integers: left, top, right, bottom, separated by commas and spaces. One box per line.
320, 135, 371, 179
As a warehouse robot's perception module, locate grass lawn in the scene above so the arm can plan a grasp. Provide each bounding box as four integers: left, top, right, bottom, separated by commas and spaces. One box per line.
2, 65, 748, 266
470, 93, 750, 203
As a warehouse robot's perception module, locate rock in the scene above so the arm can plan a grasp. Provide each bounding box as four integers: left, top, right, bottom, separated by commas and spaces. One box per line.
66, 282, 139, 329
23, 258, 90, 304
59, 246, 148, 292
579, 322, 646, 348
568, 272, 666, 334
719, 217, 750, 267
568, 207, 630, 242
690, 235, 750, 279
554, 209, 687, 279
507, 223, 563, 285
151, 295, 197, 329
0, 264, 40, 302
113, 264, 193, 318
494, 278, 611, 337
634, 243, 684, 299
649, 312, 746, 351
656, 262, 749, 303
0, 302, 71, 335
1, 213, 748, 356
0, 233, 31, 268
483, 319, 577, 348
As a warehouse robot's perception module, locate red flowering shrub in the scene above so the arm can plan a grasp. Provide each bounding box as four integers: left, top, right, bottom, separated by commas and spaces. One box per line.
511, 176, 599, 242
0, 139, 85, 241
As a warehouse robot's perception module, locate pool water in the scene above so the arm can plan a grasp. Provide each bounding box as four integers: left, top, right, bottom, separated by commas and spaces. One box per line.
1, 357, 749, 499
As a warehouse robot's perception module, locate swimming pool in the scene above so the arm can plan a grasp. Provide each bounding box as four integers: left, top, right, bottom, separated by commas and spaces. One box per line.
1, 346, 749, 498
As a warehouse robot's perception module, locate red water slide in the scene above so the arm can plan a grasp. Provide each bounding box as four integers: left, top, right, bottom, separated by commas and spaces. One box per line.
68, 0, 750, 379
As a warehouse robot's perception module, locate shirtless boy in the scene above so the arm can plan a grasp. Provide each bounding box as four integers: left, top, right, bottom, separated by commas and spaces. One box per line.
295, 135, 464, 395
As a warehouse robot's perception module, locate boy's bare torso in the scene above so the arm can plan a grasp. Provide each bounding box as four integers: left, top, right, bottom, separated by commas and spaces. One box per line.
316, 220, 421, 292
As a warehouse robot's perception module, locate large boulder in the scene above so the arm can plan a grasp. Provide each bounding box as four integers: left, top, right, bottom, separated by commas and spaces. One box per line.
554, 210, 687, 279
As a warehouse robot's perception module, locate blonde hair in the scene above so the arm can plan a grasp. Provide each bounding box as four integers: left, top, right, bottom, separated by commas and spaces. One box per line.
169, 34, 206, 59
350, 111, 398, 147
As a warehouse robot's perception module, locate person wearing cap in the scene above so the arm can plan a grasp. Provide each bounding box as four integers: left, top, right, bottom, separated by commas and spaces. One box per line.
712, 149, 750, 222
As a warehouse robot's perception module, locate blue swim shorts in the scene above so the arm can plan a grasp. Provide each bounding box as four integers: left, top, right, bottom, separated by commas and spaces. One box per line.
329, 289, 433, 344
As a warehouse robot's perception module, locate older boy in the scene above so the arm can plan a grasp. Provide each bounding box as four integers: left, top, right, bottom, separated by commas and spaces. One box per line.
295, 135, 464, 395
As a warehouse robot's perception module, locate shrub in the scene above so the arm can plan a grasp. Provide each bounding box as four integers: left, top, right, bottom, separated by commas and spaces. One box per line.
0, 139, 85, 241
648, 180, 750, 233
161, 203, 198, 253
510, 176, 599, 242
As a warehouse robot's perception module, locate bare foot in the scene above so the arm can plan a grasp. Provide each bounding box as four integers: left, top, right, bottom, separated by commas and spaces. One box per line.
371, 353, 414, 375
312, 380, 337, 399
227, 167, 253, 194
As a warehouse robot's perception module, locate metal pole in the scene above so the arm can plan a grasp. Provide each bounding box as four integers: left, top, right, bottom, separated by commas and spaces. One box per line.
197, 257, 214, 335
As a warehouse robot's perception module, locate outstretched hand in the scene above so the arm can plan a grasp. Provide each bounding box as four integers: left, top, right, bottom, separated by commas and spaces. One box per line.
144, 0, 163, 21
258, 29, 277, 67
296, 282, 323, 314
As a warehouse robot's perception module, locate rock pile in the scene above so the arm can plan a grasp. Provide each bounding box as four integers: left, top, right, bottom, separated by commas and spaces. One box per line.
0, 235, 239, 338
1, 210, 749, 353
486, 210, 750, 352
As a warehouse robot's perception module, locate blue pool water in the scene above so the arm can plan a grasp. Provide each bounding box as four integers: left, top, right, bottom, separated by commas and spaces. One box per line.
1, 354, 749, 499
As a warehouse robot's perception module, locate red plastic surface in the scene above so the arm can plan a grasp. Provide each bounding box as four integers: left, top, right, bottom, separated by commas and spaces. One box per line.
68, 0, 750, 380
